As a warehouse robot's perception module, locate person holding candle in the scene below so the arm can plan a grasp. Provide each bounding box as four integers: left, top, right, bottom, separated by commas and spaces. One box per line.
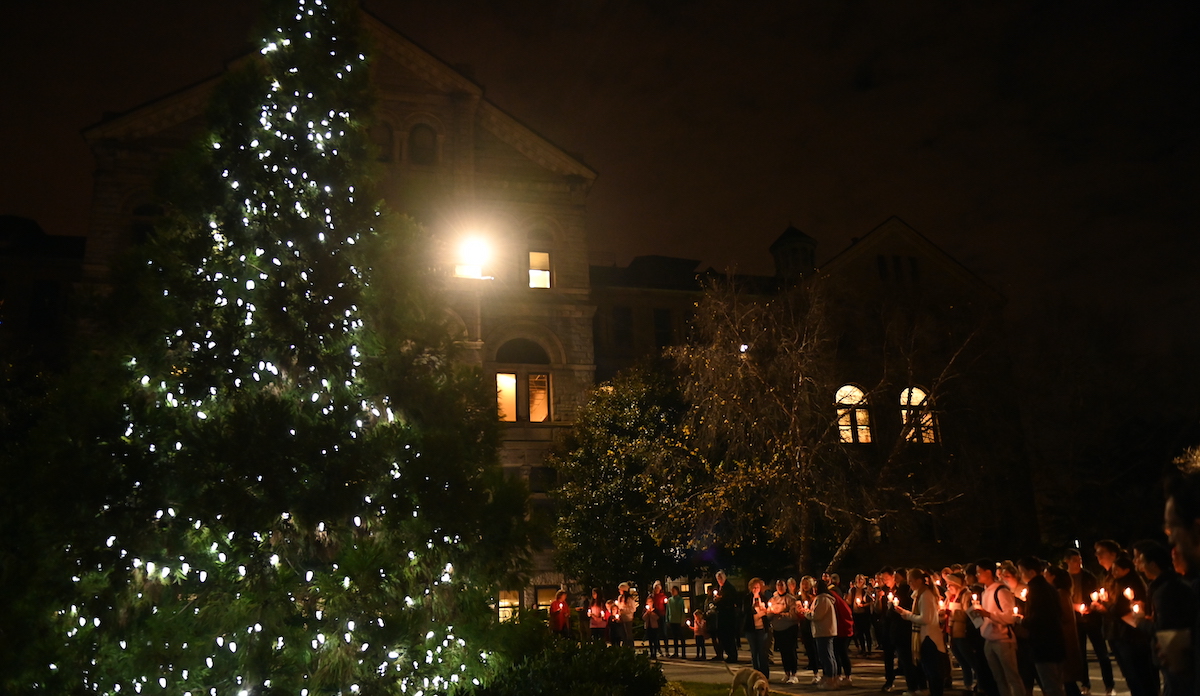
714, 570, 742, 664
1045, 566, 1085, 696
643, 596, 662, 659
896, 568, 950, 696
607, 599, 624, 646
1132, 539, 1194, 696
588, 590, 608, 642
849, 574, 875, 656
549, 589, 571, 639
616, 582, 636, 649
1064, 548, 1114, 696
1099, 554, 1158, 696
830, 581, 856, 686
969, 559, 1025, 696
691, 608, 709, 661
651, 581, 670, 648
743, 577, 772, 679
770, 578, 800, 683
946, 572, 979, 696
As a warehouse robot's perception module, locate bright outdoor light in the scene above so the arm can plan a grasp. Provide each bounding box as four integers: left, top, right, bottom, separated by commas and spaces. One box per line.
455, 237, 490, 279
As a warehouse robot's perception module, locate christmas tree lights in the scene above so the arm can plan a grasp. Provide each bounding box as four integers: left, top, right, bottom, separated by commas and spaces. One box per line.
36, 0, 528, 693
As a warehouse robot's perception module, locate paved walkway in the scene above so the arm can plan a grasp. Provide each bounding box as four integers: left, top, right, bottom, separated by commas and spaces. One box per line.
656, 649, 1128, 696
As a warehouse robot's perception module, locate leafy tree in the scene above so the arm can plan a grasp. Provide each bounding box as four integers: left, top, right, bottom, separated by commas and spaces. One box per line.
549, 365, 692, 591
25, 0, 529, 692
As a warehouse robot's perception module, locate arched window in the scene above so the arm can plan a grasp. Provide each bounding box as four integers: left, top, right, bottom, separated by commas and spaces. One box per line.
900, 386, 939, 443
407, 124, 437, 166
835, 384, 872, 444
129, 203, 164, 244
494, 338, 551, 423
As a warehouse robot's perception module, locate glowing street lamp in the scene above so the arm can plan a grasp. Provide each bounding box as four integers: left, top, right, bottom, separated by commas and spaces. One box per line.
454, 236, 490, 279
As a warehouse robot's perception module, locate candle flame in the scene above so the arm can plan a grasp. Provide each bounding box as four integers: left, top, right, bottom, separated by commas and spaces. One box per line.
1123, 587, 1135, 601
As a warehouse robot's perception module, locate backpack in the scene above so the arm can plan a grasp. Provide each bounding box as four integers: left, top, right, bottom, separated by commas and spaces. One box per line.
994, 585, 1030, 640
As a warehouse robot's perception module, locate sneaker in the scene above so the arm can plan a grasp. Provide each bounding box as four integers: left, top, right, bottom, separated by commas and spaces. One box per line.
787, 675, 799, 684
843, 677, 855, 687
881, 684, 894, 693
1105, 691, 1115, 696
1080, 689, 1090, 696
814, 675, 825, 685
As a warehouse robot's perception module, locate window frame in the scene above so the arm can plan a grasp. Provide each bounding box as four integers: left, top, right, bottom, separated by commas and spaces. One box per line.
835, 384, 873, 444
900, 386, 939, 444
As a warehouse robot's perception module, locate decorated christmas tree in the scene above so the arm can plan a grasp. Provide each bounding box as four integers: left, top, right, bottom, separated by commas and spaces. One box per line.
37, 0, 529, 692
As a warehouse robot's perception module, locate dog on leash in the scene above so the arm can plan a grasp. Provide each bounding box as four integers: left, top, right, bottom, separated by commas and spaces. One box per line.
724, 662, 769, 696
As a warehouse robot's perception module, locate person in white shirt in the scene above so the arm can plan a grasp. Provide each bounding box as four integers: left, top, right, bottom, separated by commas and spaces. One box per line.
969, 559, 1025, 696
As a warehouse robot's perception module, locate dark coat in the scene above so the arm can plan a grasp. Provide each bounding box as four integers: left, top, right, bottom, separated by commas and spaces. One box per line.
1024, 574, 1067, 662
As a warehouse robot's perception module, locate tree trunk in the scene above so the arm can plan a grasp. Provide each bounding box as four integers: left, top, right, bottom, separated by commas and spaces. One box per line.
825, 524, 861, 572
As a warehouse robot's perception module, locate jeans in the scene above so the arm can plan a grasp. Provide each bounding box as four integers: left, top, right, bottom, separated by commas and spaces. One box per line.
984, 640, 1025, 696
951, 636, 977, 689
816, 635, 837, 679
1112, 635, 1160, 696
746, 628, 770, 678
1078, 614, 1116, 691
1035, 661, 1066, 696
853, 613, 874, 653
667, 622, 685, 657
694, 635, 707, 660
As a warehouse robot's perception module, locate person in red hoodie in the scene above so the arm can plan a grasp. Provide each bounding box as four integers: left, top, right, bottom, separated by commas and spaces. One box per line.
830, 577, 857, 686
651, 581, 670, 646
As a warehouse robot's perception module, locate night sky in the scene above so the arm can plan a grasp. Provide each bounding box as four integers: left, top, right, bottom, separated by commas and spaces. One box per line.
3, 1, 1198, 370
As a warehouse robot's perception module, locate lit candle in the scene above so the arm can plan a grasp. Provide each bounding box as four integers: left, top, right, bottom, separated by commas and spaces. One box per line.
1132, 602, 1142, 615
891, 595, 900, 606
1012, 606, 1020, 616
1091, 591, 1099, 602
1019, 588, 1028, 601
1078, 603, 1088, 614
1123, 587, 1135, 601
1099, 588, 1108, 601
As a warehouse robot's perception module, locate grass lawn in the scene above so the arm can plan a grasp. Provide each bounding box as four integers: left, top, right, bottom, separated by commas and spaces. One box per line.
677, 681, 729, 696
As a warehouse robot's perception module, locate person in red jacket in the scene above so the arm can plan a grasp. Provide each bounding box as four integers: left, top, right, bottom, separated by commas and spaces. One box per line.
831, 582, 857, 685
549, 590, 571, 638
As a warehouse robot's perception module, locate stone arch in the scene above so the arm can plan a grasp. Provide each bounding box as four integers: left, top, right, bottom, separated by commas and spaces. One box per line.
484, 321, 566, 366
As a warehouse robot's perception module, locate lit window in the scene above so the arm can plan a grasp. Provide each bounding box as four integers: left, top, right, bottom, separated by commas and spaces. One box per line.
498, 590, 520, 621
496, 373, 517, 422
835, 384, 872, 444
535, 587, 558, 611
528, 373, 550, 422
493, 339, 553, 423
900, 386, 938, 443
528, 251, 551, 288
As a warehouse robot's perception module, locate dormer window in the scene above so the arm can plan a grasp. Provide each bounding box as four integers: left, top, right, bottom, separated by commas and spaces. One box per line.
835, 384, 872, 444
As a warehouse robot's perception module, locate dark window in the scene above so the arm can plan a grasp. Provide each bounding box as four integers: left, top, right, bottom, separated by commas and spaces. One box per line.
653, 308, 673, 348
877, 255, 889, 280
496, 338, 550, 364
528, 466, 557, 493
909, 257, 920, 284
408, 124, 437, 165
612, 306, 633, 348
892, 255, 904, 282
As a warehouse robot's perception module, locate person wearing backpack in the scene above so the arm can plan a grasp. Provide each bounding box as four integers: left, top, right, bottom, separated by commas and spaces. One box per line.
969, 559, 1025, 696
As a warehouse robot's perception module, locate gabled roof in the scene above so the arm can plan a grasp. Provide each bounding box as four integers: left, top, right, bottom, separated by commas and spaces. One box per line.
83, 10, 596, 181
820, 216, 1003, 304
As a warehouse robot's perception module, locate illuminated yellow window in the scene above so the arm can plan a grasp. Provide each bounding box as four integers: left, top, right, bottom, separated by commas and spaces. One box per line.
528, 373, 550, 423
835, 384, 872, 444
498, 590, 521, 621
900, 386, 939, 443
496, 373, 517, 422
529, 251, 551, 288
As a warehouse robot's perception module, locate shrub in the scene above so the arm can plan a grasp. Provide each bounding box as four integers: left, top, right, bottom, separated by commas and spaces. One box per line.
469, 639, 667, 696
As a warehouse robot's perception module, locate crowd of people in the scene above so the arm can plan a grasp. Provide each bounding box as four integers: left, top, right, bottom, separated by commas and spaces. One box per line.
545, 466, 1200, 696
